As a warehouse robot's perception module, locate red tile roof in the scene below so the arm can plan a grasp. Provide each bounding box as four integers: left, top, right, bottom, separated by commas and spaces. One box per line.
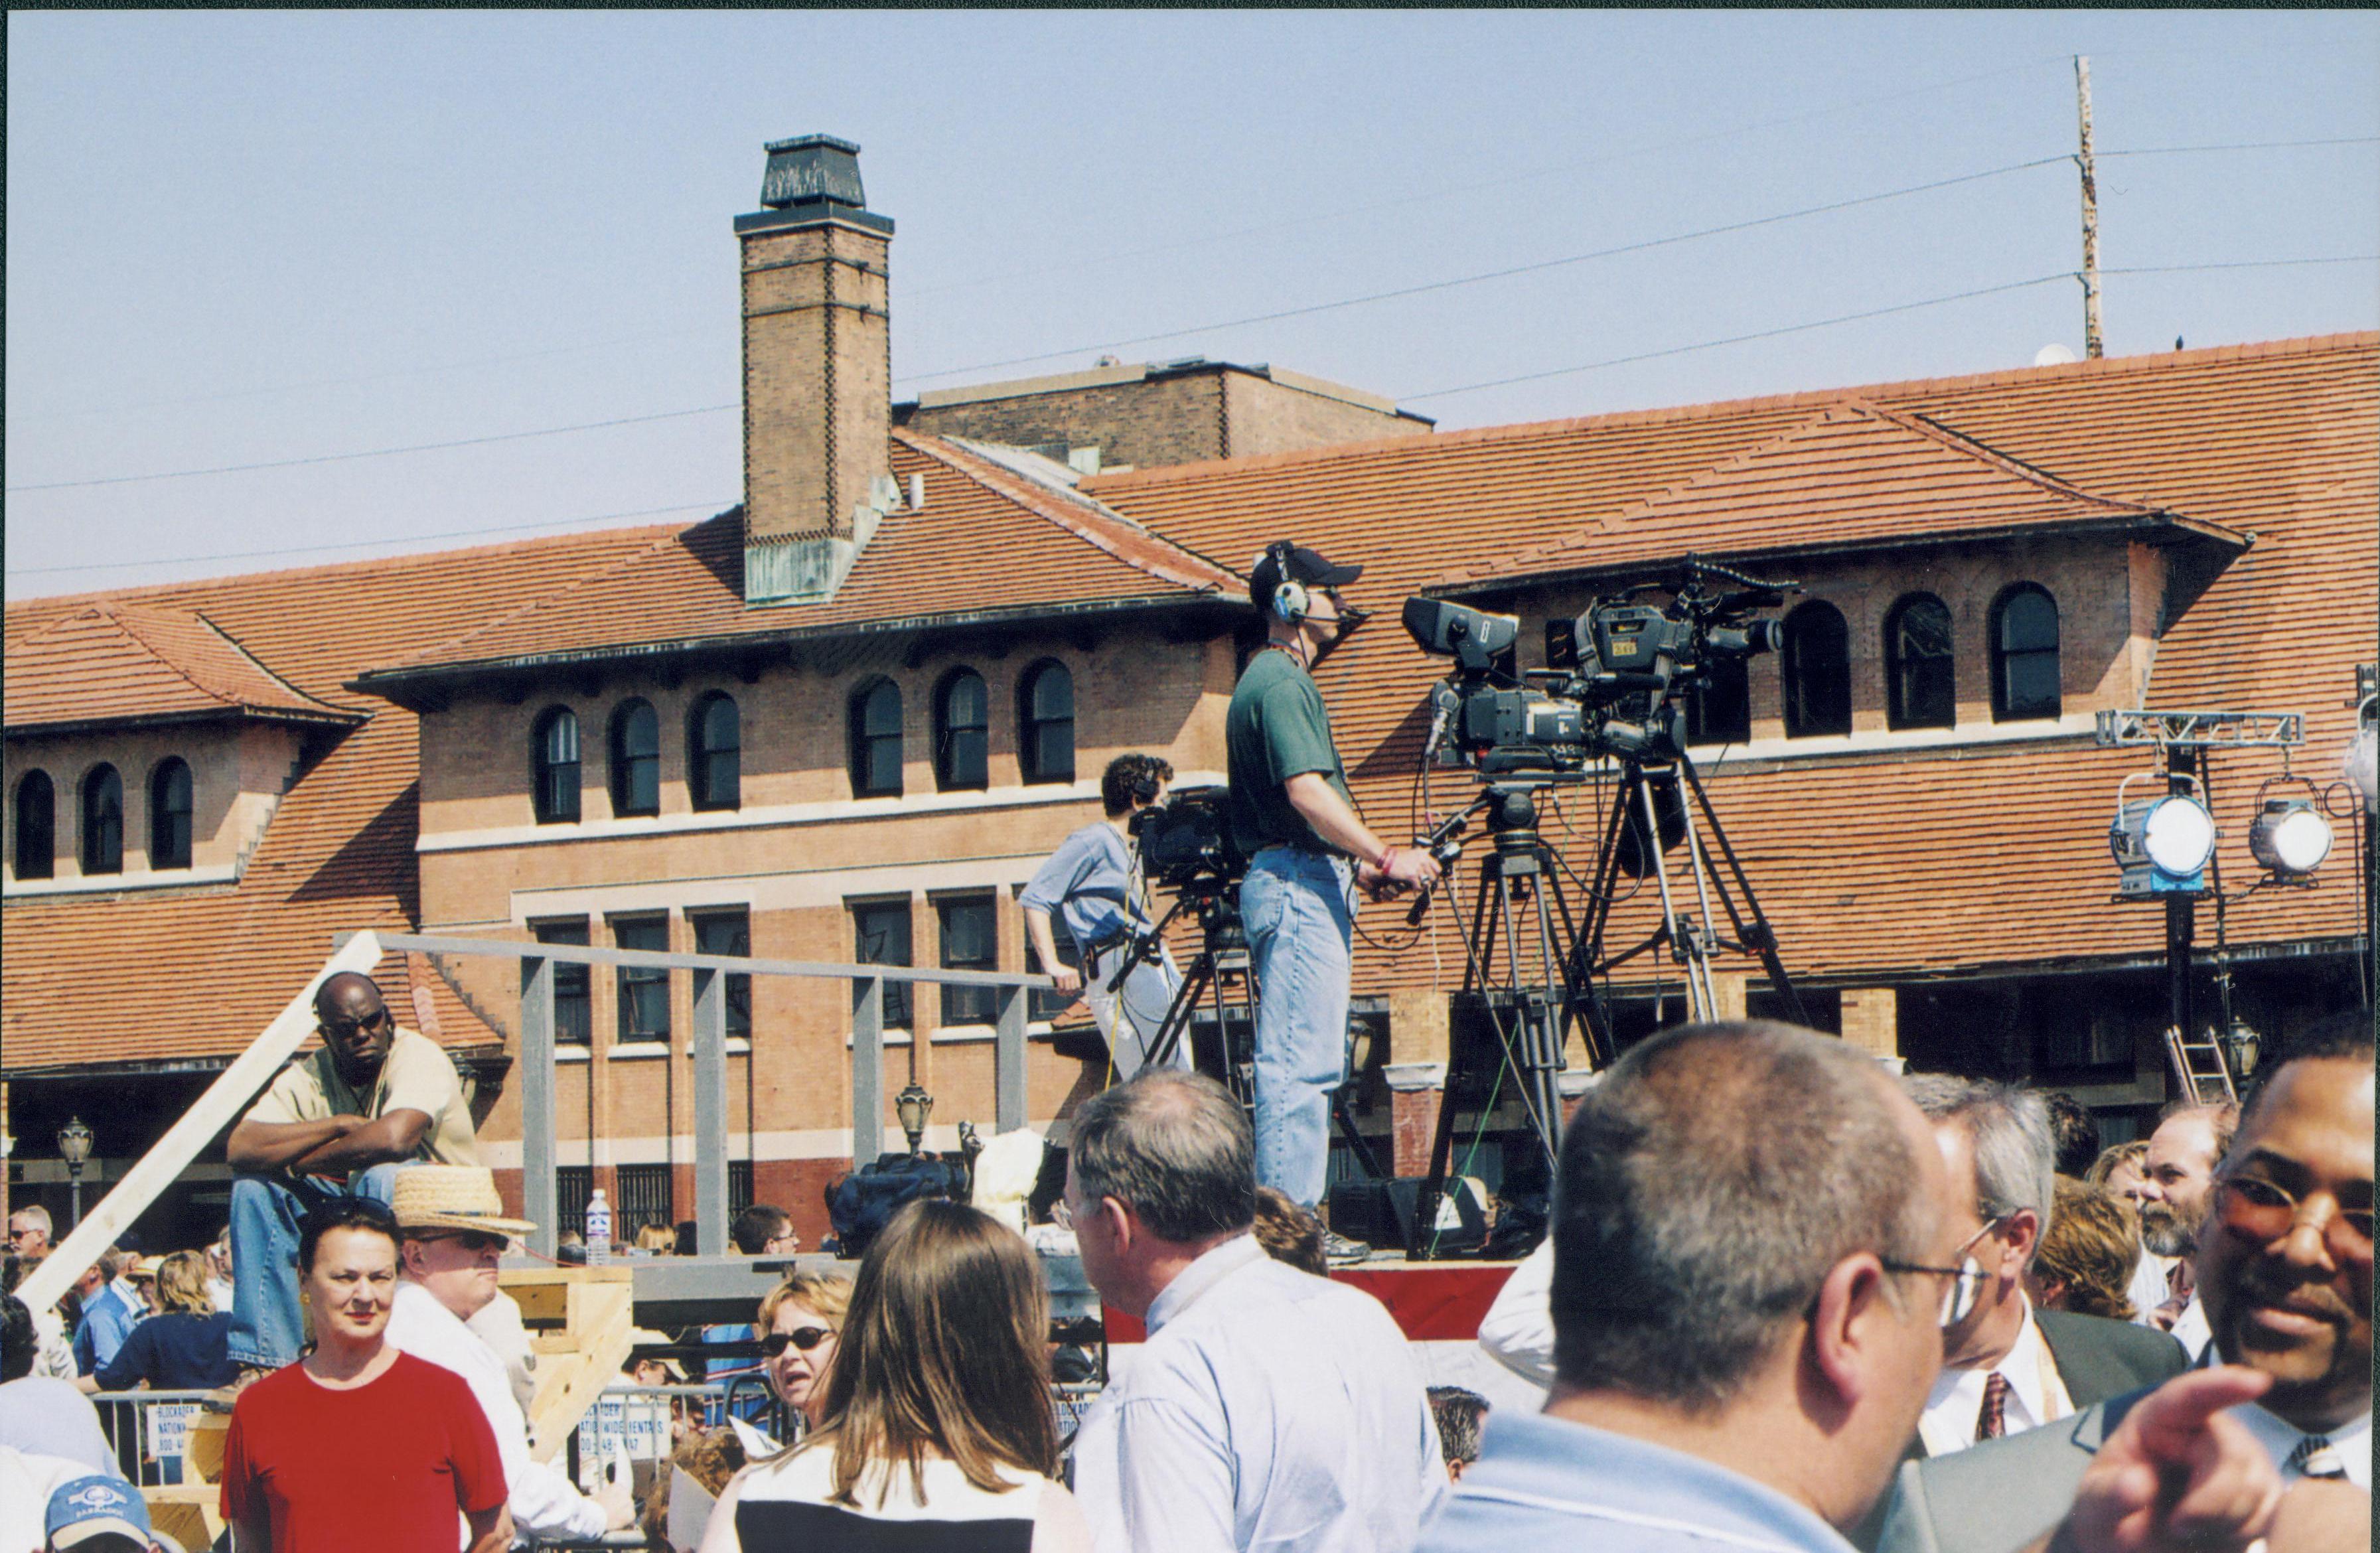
4, 601, 358, 732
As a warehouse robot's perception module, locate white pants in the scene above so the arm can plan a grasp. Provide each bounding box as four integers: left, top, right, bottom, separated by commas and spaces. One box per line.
1084, 941, 1190, 1080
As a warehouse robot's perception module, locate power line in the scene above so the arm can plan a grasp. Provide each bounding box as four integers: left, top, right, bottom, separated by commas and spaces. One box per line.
6, 404, 736, 494
893, 155, 2075, 386
7, 499, 735, 577
1402, 273, 2076, 402
2102, 255, 2379, 274
2101, 134, 2380, 158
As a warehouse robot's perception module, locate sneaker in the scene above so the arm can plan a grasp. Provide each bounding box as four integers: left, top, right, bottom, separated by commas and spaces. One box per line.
204, 1364, 273, 1413
1322, 1228, 1373, 1265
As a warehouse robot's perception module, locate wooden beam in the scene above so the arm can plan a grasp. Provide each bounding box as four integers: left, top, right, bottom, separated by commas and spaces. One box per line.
15, 933, 385, 1313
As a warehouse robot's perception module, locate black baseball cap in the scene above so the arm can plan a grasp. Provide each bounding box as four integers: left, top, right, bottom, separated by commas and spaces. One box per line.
1248, 542, 1362, 611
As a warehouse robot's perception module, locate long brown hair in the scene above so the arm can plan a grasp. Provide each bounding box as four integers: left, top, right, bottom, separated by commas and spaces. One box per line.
802, 1199, 1056, 1507
153, 1250, 214, 1317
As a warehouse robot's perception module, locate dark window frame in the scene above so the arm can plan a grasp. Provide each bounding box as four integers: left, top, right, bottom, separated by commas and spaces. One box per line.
848, 678, 904, 799
1686, 657, 1751, 746
933, 668, 990, 792
532, 705, 582, 824
613, 1162, 674, 1242
936, 891, 1000, 1026
1884, 593, 1957, 731
1989, 583, 2062, 723
688, 692, 741, 812
690, 908, 753, 1042
1781, 600, 1853, 739
1018, 659, 1076, 785
609, 699, 660, 817
531, 918, 593, 1045
147, 757, 194, 869
80, 765, 123, 875
611, 914, 673, 1045
851, 897, 915, 1029
15, 769, 56, 881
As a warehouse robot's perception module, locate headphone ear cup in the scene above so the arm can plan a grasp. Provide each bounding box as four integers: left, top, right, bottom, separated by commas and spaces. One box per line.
1272, 579, 1309, 623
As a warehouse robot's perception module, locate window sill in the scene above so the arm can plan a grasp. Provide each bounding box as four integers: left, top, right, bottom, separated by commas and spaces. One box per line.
556, 1046, 591, 1063
1687, 709, 2097, 769
5, 861, 240, 897
844, 1024, 1052, 1048
608, 1043, 671, 1061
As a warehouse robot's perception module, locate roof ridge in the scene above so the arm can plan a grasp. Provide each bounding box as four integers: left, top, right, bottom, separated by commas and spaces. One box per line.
1084, 331, 2380, 491
894, 429, 1242, 593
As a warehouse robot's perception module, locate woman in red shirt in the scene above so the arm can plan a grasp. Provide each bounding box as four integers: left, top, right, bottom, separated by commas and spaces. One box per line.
221, 1196, 510, 1552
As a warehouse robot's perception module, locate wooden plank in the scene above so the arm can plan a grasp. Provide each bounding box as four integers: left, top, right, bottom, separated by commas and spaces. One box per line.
526, 1282, 634, 1463
16, 932, 385, 1313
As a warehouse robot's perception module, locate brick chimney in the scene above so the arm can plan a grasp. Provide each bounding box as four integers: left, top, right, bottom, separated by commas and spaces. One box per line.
735, 135, 897, 604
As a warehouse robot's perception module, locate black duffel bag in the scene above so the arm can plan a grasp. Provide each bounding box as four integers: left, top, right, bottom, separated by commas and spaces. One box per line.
824, 1153, 966, 1258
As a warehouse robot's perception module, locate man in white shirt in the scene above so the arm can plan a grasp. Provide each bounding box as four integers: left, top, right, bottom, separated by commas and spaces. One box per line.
1067, 1070, 1447, 1553
2134, 1101, 2236, 1363
382, 1166, 632, 1541
1901, 1080, 2186, 1464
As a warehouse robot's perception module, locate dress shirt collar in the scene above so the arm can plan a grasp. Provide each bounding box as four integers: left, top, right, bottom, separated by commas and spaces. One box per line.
1920, 1296, 2067, 1453
1144, 1233, 1266, 1335
2227, 1400, 2371, 1489
1456, 1408, 1856, 1553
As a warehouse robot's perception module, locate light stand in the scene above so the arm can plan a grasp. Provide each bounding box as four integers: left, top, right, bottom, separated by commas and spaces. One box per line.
57, 1116, 92, 1228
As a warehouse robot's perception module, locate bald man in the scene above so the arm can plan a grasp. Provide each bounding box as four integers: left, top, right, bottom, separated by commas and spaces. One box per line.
217, 973, 480, 1394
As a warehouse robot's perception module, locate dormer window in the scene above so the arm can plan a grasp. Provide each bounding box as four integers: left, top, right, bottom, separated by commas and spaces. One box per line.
532, 707, 581, 824
690, 692, 741, 811
1885, 594, 1956, 731
850, 679, 903, 799
1019, 660, 1075, 785
1781, 601, 1852, 739
1990, 584, 2062, 722
149, 758, 194, 869
13, 771, 54, 880
609, 700, 660, 817
934, 670, 988, 791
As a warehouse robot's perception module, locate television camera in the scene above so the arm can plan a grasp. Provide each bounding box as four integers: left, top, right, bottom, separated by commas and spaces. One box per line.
1401, 557, 1791, 772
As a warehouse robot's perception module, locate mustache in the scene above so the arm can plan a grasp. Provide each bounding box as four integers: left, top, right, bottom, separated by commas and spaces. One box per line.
2235, 1274, 2359, 1325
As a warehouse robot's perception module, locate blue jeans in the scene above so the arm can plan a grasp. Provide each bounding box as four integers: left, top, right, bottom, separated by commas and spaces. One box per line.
1242, 848, 1355, 1209
226, 1163, 400, 1370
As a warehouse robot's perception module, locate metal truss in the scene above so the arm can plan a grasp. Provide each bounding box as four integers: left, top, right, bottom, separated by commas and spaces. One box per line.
2094, 709, 2305, 749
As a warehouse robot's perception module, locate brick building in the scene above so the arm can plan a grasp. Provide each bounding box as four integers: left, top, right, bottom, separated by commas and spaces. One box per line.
5, 133, 2371, 1247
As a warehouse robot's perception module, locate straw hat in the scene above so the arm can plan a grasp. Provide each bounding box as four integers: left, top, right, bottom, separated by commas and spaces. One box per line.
128, 1256, 164, 1281
390, 1165, 538, 1236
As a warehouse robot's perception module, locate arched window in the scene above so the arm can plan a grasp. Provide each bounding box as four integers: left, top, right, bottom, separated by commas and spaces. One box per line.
689, 692, 741, 810
13, 771, 54, 881
149, 758, 194, 869
609, 700, 659, 817
532, 707, 581, 824
1019, 660, 1075, 785
934, 669, 989, 791
80, 765, 123, 875
1990, 584, 2061, 721
1781, 601, 1852, 739
1884, 593, 1956, 731
849, 679, 904, 798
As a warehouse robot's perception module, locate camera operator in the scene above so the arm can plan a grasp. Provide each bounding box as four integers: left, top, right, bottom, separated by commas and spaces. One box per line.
1021, 753, 1191, 1082
1230, 542, 1440, 1260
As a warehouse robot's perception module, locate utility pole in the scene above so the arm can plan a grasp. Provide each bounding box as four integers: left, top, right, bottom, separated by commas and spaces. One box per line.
2075, 55, 2105, 358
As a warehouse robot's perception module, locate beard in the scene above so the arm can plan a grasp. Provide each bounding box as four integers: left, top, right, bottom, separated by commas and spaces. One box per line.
2139, 1200, 2196, 1258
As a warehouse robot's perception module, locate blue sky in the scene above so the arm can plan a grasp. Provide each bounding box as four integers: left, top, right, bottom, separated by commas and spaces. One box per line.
7, 9, 2375, 598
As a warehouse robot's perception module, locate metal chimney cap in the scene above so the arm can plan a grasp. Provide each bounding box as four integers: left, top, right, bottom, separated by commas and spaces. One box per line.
761, 135, 866, 210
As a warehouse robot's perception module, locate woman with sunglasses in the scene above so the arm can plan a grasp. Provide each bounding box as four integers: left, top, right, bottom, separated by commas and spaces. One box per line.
757, 1271, 850, 1430
700, 1200, 1092, 1552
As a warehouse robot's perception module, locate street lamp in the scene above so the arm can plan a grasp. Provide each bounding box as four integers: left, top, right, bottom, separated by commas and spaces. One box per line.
895, 1082, 934, 1157
56, 1117, 93, 1228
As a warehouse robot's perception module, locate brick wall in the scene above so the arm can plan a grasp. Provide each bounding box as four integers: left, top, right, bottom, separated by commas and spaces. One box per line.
741, 219, 891, 544
1221, 372, 1431, 460
3, 722, 307, 883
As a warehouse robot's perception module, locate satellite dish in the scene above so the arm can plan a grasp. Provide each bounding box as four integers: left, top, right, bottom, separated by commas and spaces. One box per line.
2033, 344, 2079, 367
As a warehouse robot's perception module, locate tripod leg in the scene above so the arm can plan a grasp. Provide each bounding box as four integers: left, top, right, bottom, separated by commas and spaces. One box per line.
1676, 755, 1811, 1027
1138, 955, 1211, 1078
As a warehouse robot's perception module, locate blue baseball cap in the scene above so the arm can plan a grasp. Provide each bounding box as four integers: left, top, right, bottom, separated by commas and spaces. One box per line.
44, 1475, 151, 1550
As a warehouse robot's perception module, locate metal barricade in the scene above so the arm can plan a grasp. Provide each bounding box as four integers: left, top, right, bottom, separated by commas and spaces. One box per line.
89, 1390, 215, 1487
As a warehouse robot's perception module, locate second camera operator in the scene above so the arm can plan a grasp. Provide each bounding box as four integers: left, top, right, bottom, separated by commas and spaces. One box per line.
1228, 542, 1440, 1258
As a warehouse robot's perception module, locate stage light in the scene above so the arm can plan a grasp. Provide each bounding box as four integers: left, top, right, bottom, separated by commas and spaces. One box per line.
2111, 775, 2216, 897
2247, 796, 2332, 875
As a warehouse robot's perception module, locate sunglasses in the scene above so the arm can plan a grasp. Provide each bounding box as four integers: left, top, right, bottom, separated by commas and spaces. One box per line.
417, 1229, 510, 1254
761, 1326, 836, 1357
323, 1007, 393, 1037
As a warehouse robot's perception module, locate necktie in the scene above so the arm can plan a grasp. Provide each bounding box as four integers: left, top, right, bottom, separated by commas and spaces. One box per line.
1976, 1371, 2011, 1442
2284, 1434, 2347, 1481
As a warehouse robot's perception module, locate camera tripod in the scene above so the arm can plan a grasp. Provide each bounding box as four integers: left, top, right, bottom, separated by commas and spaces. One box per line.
1407, 778, 1612, 1258
1107, 879, 1388, 1181
1570, 749, 1807, 1029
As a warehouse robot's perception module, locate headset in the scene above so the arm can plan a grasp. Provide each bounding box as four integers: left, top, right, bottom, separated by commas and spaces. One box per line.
1127, 760, 1163, 806
1262, 539, 1309, 624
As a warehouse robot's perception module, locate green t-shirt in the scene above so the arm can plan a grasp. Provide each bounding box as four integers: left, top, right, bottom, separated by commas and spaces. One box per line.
1225, 646, 1355, 854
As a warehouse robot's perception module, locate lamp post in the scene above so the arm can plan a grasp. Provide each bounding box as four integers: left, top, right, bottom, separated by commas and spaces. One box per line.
56, 1116, 93, 1228
895, 1082, 934, 1157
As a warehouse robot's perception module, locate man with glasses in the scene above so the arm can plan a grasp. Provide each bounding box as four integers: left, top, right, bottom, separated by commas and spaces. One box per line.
1877, 1011, 2373, 1553
1422, 1021, 1963, 1553
384, 1166, 635, 1540
218, 972, 480, 1396
1901, 1080, 2185, 1467
1228, 541, 1440, 1262
7, 1207, 52, 1262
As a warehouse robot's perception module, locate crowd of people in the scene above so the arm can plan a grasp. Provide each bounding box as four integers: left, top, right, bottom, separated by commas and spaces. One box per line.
2, 953, 2370, 1553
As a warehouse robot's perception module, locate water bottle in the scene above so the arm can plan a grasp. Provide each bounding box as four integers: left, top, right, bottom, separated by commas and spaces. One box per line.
585, 1188, 612, 1266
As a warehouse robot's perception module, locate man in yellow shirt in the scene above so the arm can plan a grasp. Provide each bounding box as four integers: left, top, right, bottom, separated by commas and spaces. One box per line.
218, 972, 479, 1392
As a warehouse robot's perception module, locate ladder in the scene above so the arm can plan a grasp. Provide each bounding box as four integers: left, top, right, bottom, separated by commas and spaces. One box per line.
2164, 1024, 2238, 1107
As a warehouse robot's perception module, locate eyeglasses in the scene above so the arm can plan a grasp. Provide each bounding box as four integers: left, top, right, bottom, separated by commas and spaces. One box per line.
2215, 1173, 2374, 1253
1050, 1197, 1077, 1232
1882, 1213, 2015, 1328
761, 1326, 836, 1356
323, 1007, 392, 1037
